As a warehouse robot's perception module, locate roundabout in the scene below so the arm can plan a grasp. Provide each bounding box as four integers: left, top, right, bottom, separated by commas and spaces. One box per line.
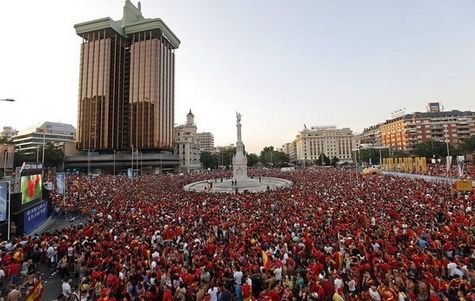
183, 176, 293, 193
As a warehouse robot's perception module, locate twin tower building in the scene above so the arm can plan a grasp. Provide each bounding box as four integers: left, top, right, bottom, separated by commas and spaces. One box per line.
74, 0, 179, 152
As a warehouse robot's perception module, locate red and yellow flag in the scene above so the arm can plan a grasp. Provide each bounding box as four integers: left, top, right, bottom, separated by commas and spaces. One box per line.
25, 281, 43, 301
262, 250, 272, 271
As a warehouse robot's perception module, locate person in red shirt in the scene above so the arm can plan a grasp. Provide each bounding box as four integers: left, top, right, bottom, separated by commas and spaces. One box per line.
163, 282, 173, 301
242, 280, 252, 301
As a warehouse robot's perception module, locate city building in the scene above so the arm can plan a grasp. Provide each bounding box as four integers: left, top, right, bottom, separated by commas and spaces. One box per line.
358, 124, 382, 146
281, 142, 297, 162
366, 103, 475, 151
65, 1, 180, 174
0, 144, 14, 174
12, 122, 76, 153
196, 132, 215, 153
74, 0, 180, 151
286, 126, 355, 164
174, 111, 201, 172
0, 126, 18, 142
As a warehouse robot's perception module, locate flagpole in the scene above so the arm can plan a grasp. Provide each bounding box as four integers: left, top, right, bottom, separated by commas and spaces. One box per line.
7, 181, 11, 240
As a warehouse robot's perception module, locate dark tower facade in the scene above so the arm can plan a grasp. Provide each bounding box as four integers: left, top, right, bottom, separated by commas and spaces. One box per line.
74, 0, 180, 151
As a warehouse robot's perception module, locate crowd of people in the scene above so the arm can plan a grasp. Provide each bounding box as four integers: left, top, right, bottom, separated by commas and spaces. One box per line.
0, 168, 474, 300
423, 163, 475, 179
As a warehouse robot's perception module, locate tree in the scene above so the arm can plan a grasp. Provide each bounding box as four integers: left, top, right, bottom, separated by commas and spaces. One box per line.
458, 135, 475, 154
43, 143, 64, 168
413, 140, 457, 158
359, 148, 389, 165
315, 153, 330, 166
247, 153, 259, 167
200, 152, 218, 169
259, 146, 290, 168
13, 142, 64, 169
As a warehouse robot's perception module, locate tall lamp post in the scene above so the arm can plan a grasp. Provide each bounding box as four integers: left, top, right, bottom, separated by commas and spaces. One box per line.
131, 145, 134, 175
113, 150, 116, 175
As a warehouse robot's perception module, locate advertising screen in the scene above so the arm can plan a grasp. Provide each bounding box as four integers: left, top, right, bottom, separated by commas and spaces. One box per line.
0, 182, 7, 221
23, 200, 48, 234
21, 174, 43, 205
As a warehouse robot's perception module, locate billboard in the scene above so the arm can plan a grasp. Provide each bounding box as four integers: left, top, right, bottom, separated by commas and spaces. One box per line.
24, 200, 48, 234
0, 182, 7, 221
21, 174, 43, 205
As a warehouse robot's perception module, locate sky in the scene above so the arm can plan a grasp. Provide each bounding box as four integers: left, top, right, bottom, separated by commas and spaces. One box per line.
1, 0, 475, 153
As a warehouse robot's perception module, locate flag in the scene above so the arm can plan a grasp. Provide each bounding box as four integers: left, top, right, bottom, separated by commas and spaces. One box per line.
261, 250, 272, 271
446, 156, 453, 173
25, 281, 43, 301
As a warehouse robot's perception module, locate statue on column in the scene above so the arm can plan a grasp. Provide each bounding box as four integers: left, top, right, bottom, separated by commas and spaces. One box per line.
233, 112, 247, 180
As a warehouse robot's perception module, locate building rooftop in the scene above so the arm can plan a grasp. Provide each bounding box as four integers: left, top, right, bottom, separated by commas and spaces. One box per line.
382, 110, 475, 125
74, 0, 180, 49
16, 122, 76, 136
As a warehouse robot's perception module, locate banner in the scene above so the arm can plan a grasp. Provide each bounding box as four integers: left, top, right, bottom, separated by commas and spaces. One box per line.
456, 156, 465, 178
0, 182, 8, 221
24, 201, 49, 234
56, 173, 65, 195
455, 180, 473, 192
446, 156, 453, 173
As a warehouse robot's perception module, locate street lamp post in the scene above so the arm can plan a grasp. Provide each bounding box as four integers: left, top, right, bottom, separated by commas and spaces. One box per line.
87, 150, 90, 176
131, 145, 134, 175
41, 132, 46, 167
113, 150, 116, 175
2, 151, 7, 178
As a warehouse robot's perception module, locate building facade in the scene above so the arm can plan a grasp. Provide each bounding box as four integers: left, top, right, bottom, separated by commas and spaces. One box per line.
281, 142, 297, 162
367, 104, 475, 151
359, 124, 382, 146
196, 132, 215, 153
12, 122, 76, 152
0, 144, 14, 172
0, 127, 18, 142
174, 111, 201, 172
288, 126, 355, 164
74, 0, 180, 151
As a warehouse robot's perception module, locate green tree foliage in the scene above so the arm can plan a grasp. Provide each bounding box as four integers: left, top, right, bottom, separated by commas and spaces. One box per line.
247, 153, 259, 167
13, 142, 63, 168
458, 135, 475, 154
260, 146, 290, 168
200, 152, 218, 169
315, 153, 331, 166
413, 140, 458, 158
359, 148, 389, 165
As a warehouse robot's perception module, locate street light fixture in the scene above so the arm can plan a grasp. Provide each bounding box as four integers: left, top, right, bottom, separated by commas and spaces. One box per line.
0, 99, 15, 102
113, 150, 116, 175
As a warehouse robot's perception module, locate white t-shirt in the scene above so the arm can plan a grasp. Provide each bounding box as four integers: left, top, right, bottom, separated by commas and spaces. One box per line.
62, 281, 72, 296
447, 262, 457, 276
47, 246, 55, 258
334, 278, 343, 292
369, 288, 381, 301
274, 267, 282, 281
347, 279, 356, 292
234, 271, 243, 285
208, 287, 219, 301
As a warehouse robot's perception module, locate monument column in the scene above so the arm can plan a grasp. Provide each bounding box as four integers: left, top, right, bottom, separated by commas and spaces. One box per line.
233, 112, 248, 180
